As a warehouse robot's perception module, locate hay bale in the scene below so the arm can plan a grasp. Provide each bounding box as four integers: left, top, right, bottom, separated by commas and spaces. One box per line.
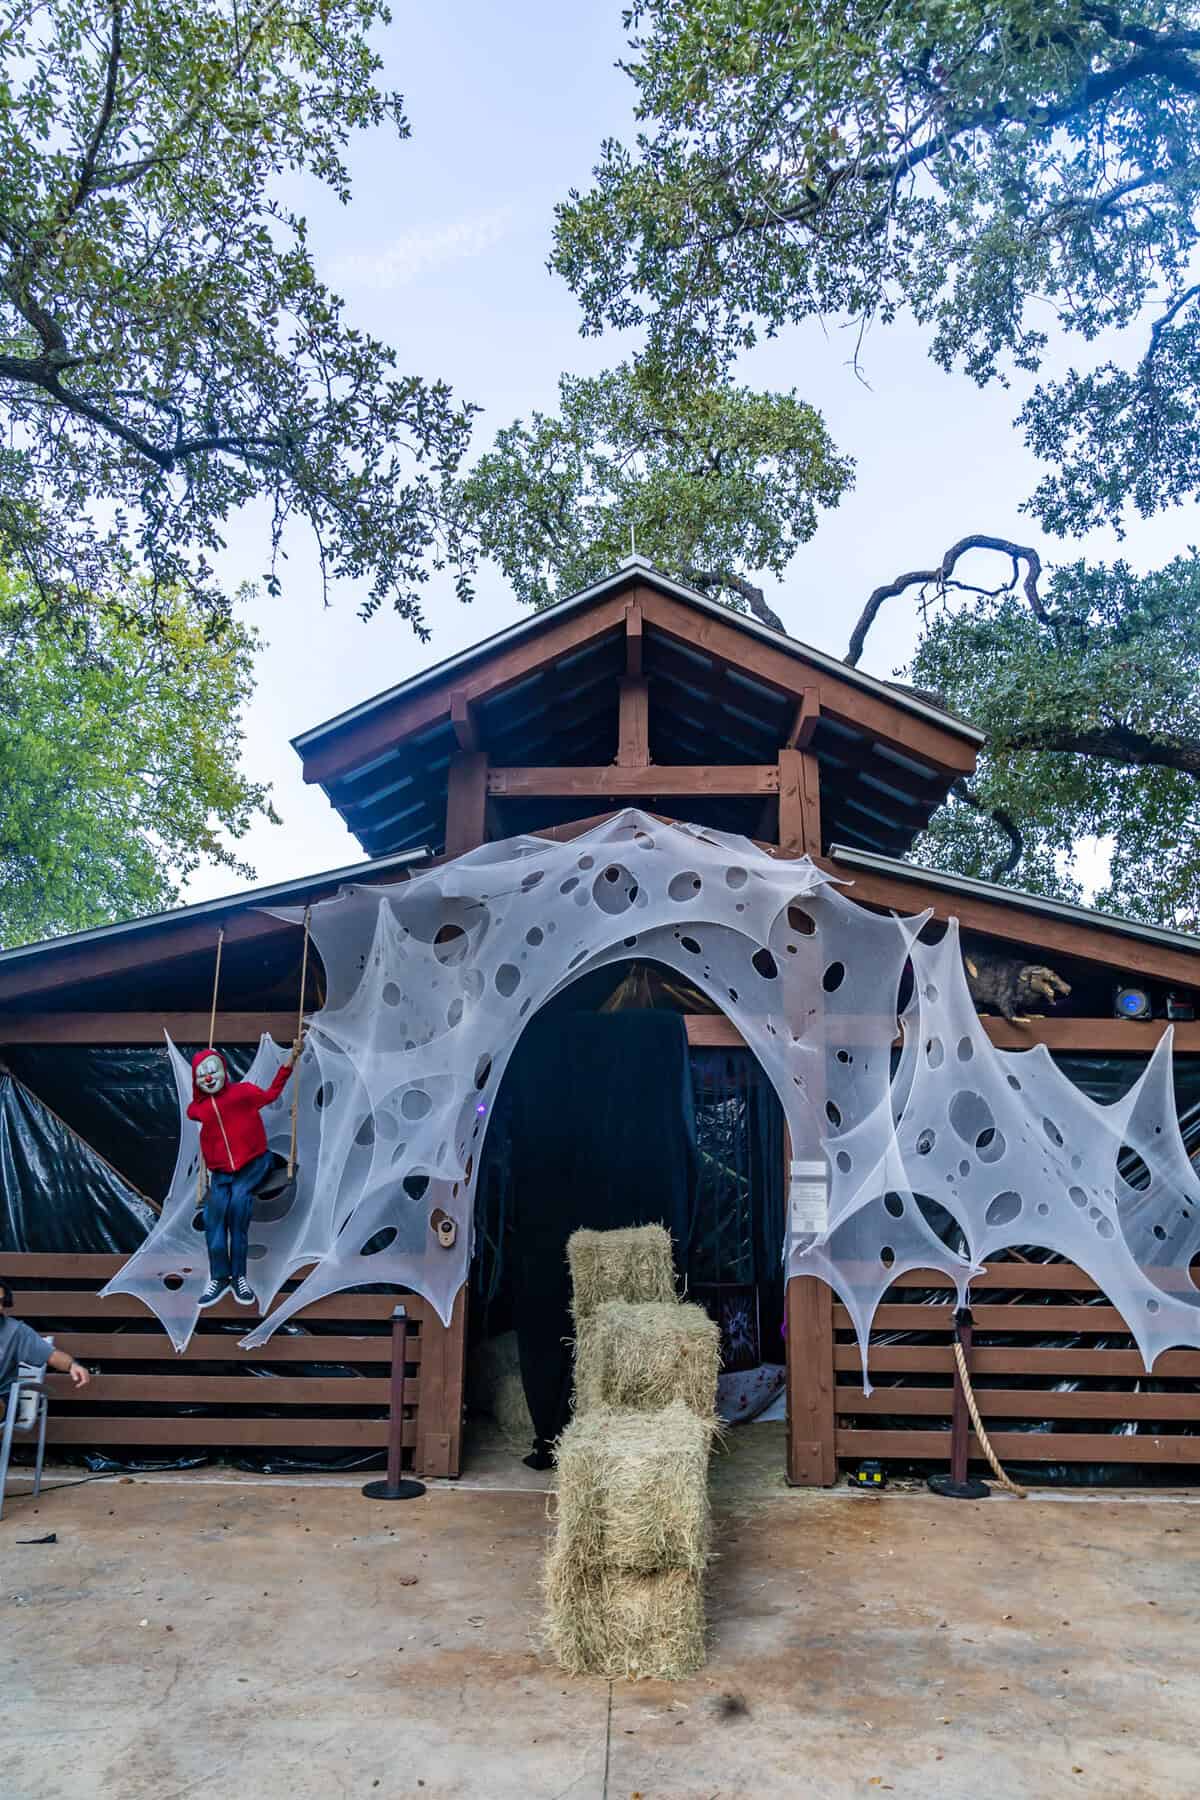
567, 1224, 676, 1323
554, 1401, 712, 1575
544, 1555, 705, 1680
574, 1300, 720, 1420
466, 1331, 533, 1448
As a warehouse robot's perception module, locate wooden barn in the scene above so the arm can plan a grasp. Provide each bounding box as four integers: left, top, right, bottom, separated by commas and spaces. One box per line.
4, 557, 1200, 1485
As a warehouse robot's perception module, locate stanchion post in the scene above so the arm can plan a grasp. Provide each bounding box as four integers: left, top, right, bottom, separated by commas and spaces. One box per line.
927, 1305, 989, 1501
362, 1304, 426, 1501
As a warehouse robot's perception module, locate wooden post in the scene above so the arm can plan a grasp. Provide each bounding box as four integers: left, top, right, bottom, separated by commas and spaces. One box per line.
616, 676, 650, 767
416, 1287, 467, 1478
948, 1310, 973, 1487
778, 747, 822, 857
445, 751, 488, 860
785, 1276, 837, 1486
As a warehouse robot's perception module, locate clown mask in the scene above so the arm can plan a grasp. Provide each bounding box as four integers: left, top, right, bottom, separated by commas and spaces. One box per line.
195, 1053, 226, 1096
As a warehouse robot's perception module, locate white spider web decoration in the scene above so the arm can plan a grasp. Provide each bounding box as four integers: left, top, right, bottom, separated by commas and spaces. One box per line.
103, 810, 1200, 1381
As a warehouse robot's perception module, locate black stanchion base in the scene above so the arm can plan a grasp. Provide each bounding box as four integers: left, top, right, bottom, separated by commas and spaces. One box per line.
927, 1473, 990, 1500
361, 1478, 426, 1501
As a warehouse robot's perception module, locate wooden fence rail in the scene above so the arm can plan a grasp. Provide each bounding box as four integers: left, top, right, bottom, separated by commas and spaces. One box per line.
830, 1261, 1200, 1476
1, 1253, 465, 1476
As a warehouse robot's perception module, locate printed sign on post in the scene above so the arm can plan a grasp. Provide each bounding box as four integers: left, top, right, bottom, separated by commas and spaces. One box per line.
789, 1157, 828, 1239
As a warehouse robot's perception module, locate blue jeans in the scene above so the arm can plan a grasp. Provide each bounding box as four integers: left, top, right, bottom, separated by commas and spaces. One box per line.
205, 1152, 271, 1284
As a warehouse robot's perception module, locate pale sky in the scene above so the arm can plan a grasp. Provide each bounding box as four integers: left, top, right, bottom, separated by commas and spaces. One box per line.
186, 2, 1195, 905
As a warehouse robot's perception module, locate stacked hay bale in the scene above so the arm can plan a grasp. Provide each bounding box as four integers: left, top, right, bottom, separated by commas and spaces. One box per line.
544, 1224, 720, 1680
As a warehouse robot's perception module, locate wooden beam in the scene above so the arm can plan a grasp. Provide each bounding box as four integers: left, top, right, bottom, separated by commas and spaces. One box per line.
444, 751, 489, 859
787, 686, 820, 749
301, 594, 631, 787
0, 1012, 296, 1045
679, 1014, 1200, 1052
488, 764, 779, 798
616, 676, 650, 768
826, 860, 1200, 987
450, 689, 479, 753
636, 585, 979, 778
625, 598, 643, 677
778, 747, 822, 856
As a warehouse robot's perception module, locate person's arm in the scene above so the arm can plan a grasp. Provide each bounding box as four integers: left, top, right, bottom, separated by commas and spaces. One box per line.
46, 1346, 90, 1389
251, 1040, 303, 1109
185, 1098, 205, 1121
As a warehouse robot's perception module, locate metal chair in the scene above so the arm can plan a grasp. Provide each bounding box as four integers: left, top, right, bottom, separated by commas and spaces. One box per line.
0, 1357, 49, 1522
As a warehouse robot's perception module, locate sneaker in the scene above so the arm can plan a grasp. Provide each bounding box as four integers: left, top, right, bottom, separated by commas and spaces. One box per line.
197, 1278, 228, 1309
231, 1276, 256, 1308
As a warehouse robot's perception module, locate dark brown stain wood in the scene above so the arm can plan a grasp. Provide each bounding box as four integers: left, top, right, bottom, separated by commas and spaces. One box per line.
785, 1275, 837, 1486
827, 859, 1200, 986
616, 677, 650, 768
487, 765, 779, 798
301, 595, 631, 786
778, 747, 821, 856
635, 586, 978, 777
445, 750, 489, 858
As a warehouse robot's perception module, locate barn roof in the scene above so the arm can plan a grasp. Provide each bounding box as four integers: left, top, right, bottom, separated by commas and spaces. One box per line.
293, 559, 985, 861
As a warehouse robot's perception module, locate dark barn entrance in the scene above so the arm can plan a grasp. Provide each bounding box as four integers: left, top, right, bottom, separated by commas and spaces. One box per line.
468, 960, 786, 1461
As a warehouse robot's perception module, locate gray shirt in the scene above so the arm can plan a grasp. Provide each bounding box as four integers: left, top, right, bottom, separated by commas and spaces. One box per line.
0, 1314, 51, 1396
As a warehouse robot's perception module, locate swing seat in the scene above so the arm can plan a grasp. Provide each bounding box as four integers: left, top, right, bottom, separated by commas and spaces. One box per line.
253, 1154, 300, 1222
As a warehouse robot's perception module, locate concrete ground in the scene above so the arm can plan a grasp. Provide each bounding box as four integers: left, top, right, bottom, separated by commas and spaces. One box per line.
3, 1423, 1198, 1800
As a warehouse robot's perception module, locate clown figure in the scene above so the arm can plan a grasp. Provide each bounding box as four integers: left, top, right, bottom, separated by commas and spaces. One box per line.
188, 1044, 301, 1308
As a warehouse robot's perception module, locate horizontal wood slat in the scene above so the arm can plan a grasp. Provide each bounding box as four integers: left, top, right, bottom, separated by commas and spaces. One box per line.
835, 1302, 1133, 1332
487, 764, 780, 797
835, 1345, 1200, 1377
43, 1417, 402, 1448
14, 1290, 408, 1321
836, 1386, 1200, 1421
48, 1332, 409, 1363
838, 1429, 1200, 1464
44, 1375, 397, 1406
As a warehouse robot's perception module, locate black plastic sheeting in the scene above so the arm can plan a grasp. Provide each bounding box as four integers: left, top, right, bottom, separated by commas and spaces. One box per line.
0, 1071, 158, 1251
3, 1044, 254, 1204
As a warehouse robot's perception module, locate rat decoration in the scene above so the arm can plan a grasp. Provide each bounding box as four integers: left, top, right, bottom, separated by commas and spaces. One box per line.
962, 945, 1071, 1023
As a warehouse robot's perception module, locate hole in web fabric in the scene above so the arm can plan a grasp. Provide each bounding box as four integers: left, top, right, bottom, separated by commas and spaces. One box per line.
786, 904, 815, 935
822, 961, 845, 993
361, 1227, 398, 1256
433, 923, 469, 966
884, 1193, 904, 1219
752, 948, 778, 980
401, 1088, 432, 1121
726, 867, 748, 890
382, 981, 402, 1006
668, 871, 702, 902
162, 1273, 185, 1292
985, 1191, 1022, 1229
1118, 1146, 1152, 1192
495, 964, 521, 996
402, 1173, 430, 1202
880, 1246, 896, 1269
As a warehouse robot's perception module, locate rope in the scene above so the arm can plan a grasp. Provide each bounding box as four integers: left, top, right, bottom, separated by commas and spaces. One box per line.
207, 927, 224, 1051
287, 908, 311, 1180
196, 928, 225, 1206
952, 1335, 1027, 1498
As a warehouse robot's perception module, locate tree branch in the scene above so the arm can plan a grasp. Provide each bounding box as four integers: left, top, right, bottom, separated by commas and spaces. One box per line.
680, 564, 786, 631
1002, 722, 1200, 777
950, 778, 1025, 883
845, 535, 1046, 666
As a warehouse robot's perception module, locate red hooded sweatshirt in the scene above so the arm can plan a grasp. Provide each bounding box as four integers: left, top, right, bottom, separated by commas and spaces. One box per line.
186, 1049, 293, 1174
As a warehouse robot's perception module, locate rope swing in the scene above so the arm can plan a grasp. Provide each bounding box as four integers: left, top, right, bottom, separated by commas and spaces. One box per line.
287, 907, 311, 1182
195, 927, 225, 1206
